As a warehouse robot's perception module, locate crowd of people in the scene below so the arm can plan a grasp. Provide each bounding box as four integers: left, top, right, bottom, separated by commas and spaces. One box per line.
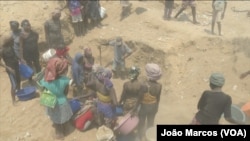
0, 0, 247, 141
0, 1, 162, 139
38, 54, 162, 140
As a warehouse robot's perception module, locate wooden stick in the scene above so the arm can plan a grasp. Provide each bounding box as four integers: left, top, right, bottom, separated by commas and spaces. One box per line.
72, 93, 93, 100
98, 45, 102, 66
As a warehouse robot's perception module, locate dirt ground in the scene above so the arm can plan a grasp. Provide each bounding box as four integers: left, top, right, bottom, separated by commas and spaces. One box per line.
1, 1, 250, 141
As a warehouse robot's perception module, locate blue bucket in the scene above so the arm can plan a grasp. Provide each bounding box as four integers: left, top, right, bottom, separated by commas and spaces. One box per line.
116, 106, 123, 116
19, 63, 34, 79
231, 104, 246, 123
16, 86, 37, 101
69, 99, 81, 114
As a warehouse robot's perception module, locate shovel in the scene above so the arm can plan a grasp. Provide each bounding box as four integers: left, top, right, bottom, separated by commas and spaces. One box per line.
72, 93, 94, 101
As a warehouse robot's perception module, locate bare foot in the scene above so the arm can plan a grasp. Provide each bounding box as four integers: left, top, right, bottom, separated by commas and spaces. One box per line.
53, 132, 64, 141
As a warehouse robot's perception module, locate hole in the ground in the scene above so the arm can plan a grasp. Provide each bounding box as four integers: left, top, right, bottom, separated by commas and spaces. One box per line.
232, 37, 250, 57
125, 41, 166, 70
90, 39, 171, 82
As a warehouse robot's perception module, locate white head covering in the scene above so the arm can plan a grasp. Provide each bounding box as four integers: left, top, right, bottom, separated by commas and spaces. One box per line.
145, 63, 162, 81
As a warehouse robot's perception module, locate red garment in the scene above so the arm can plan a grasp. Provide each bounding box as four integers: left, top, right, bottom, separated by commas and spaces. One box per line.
71, 8, 81, 16
56, 47, 69, 58
44, 57, 68, 82
74, 109, 93, 130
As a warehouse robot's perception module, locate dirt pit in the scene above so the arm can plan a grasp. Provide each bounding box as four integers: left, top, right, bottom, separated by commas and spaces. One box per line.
232, 37, 250, 57
88, 39, 171, 84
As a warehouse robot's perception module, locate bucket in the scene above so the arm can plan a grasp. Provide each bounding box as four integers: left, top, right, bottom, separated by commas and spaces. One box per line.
115, 106, 123, 116
42, 49, 56, 62
19, 63, 34, 79
241, 102, 250, 117
69, 99, 81, 114
146, 126, 156, 141
231, 104, 246, 123
114, 113, 139, 135
16, 86, 37, 101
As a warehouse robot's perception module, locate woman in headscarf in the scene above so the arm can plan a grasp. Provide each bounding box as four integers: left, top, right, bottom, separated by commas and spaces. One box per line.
71, 52, 84, 96
55, 43, 72, 65
86, 67, 118, 128
191, 72, 243, 125
44, 8, 64, 49
40, 57, 73, 140
83, 47, 95, 77
119, 66, 143, 115
138, 63, 162, 141
19, 19, 41, 75
0, 35, 21, 105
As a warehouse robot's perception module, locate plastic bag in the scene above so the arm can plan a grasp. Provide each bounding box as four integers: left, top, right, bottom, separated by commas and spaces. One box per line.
99, 7, 106, 19
40, 89, 57, 108
96, 125, 114, 141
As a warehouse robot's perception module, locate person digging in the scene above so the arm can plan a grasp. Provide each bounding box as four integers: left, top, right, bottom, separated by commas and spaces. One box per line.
104, 37, 132, 79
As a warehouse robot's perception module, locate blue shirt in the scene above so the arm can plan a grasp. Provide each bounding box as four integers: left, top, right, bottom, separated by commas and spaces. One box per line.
71, 53, 84, 86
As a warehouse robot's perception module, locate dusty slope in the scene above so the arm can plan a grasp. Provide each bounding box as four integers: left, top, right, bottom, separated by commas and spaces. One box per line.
0, 1, 250, 141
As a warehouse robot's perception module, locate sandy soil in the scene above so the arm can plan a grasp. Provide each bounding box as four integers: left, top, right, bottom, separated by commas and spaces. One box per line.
0, 1, 250, 141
